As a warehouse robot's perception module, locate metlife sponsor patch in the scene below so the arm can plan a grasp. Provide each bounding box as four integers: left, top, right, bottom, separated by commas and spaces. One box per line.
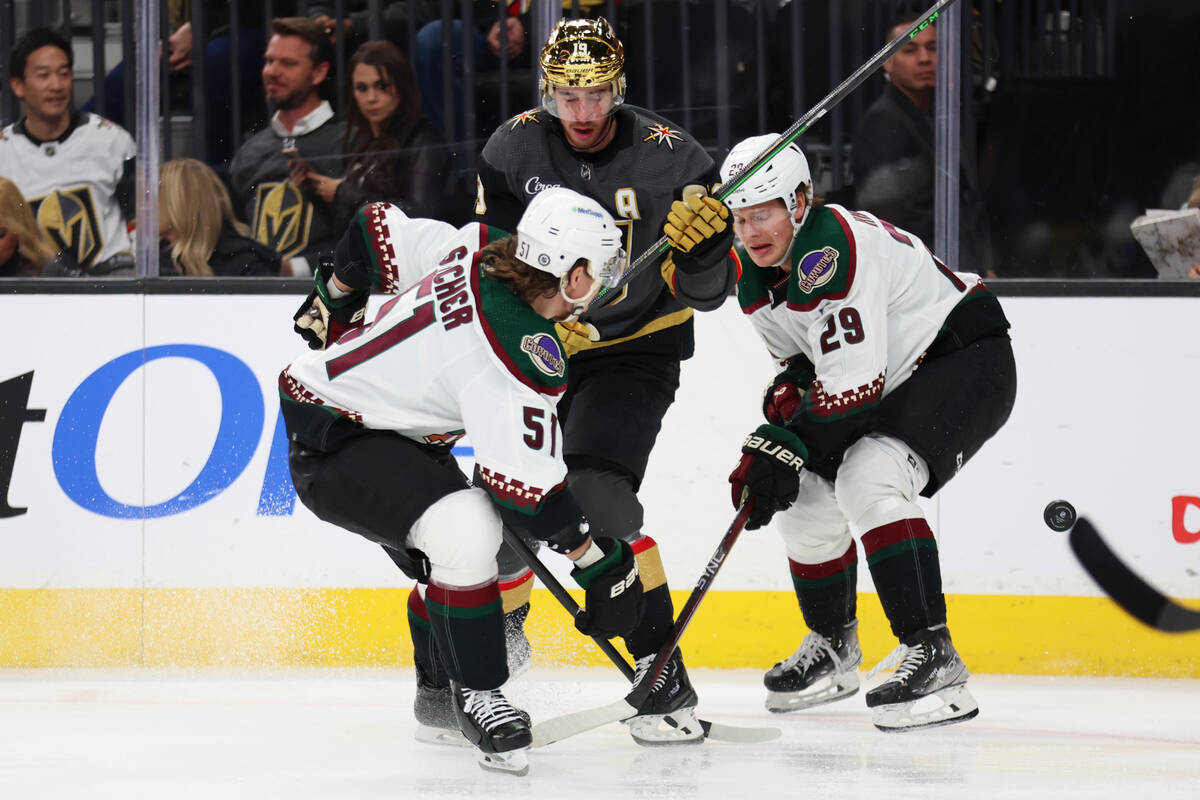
521, 333, 566, 377
798, 246, 839, 293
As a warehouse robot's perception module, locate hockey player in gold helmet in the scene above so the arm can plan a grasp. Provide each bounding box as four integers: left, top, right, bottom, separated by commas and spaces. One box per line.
471, 14, 741, 748
537, 17, 627, 152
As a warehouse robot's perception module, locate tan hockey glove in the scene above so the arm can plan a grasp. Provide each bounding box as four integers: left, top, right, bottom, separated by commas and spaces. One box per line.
554, 320, 600, 358
662, 184, 734, 275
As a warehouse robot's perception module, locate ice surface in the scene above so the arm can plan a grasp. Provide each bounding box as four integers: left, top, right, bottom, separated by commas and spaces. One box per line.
1, 667, 1197, 799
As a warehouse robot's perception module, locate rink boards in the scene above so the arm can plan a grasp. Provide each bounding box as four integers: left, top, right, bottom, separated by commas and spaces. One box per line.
1, 293, 1197, 675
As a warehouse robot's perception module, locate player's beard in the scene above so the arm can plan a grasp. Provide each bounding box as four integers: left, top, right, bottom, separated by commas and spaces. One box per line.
563, 113, 616, 153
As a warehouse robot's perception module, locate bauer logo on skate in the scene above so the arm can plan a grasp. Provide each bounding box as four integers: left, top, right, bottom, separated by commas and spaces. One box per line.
520, 333, 566, 377
798, 247, 839, 293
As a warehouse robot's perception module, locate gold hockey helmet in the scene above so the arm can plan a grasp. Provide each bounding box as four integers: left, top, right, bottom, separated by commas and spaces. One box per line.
539, 17, 627, 114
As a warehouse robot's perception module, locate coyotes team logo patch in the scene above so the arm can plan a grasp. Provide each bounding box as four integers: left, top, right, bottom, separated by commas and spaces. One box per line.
643, 124, 684, 150
521, 333, 566, 377
797, 246, 839, 293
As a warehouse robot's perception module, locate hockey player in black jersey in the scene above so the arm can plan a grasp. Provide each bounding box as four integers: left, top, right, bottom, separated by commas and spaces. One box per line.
469, 16, 740, 746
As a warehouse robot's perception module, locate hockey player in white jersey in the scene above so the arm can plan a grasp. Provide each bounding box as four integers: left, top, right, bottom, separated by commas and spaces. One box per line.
280, 188, 644, 775
720, 134, 1017, 731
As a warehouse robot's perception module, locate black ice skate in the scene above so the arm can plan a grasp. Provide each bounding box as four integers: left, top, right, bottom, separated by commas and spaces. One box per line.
451, 682, 532, 776
625, 649, 706, 746
764, 620, 862, 713
413, 665, 470, 748
865, 625, 979, 732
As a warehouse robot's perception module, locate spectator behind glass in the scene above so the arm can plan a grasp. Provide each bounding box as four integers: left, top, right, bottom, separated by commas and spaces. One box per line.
290, 40, 450, 226
228, 17, 347, 277
309, 0, 439, 54
159, 158, 281, 276
0, 28, 136, 276
81, 1, 291, 168
0, 177, 67, 277
415, 1, 531, 140
850, 11, 993, 276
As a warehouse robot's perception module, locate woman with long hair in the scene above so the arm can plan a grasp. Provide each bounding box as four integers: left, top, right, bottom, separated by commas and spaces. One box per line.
0, 177, 63, 277
289, 40, 450, 225
159, 158, 280, 276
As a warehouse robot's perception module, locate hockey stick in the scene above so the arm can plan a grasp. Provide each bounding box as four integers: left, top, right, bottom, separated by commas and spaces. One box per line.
531, 502, 754, 747
1069, 516, 1200, 633
500, 525, 779, 744
583, 0, 961, 312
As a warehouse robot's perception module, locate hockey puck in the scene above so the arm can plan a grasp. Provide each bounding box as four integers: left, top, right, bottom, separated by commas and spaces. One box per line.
1043, 500, 1077, 532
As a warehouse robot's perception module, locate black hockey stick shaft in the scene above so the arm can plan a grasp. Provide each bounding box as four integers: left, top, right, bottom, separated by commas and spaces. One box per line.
622, 502, 752, 710
499, 526, 635, 681
585, 0, 960, 311
1069, 516, 1200, 633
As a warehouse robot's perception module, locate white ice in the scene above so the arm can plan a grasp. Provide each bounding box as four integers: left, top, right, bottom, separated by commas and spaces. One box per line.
2, 667, 1197, 799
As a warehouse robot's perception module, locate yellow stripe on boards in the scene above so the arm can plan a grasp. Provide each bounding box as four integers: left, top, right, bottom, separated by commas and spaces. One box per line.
0, 588, 1195, 676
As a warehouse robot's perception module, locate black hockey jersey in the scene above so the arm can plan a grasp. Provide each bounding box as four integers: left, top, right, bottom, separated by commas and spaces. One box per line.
475, 105, 734, 358
229, 107, 346, 267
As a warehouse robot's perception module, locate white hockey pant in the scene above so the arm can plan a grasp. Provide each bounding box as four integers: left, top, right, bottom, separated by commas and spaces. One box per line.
776, 434, 930, 563
409, 488, 502, 587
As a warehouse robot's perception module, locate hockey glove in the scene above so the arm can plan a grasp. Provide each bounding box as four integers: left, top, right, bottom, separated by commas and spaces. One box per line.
554, 319, 600, 358
762, 356, 816, 425
729, 424, 808, 530
292, 257, 369, 350
571, 537, 644, 639
662, 184, 734, 274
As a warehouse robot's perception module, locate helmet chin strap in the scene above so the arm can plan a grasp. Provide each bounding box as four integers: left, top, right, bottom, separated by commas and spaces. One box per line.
771, 199, 812, 268
559, 272, 601, 320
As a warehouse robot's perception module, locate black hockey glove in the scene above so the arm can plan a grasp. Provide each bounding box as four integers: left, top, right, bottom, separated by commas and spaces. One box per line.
292, 257, 369, 350
762, 356, 816, 425
729, 424, 808, 530
662, 185, 734, 274
571, 537, 644, 639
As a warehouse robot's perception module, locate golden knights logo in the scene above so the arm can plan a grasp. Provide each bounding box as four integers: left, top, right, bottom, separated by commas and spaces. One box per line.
31, 187, 103, 267
252, 180, 313, 258
643, 124, 685, 150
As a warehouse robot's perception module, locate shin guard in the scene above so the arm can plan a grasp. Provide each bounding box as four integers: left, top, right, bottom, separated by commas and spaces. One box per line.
861, 519, 947, 642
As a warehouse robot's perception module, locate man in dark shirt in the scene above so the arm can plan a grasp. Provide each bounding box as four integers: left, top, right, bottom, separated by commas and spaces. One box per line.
229, 17, 346, 276
851, 12, 993, 274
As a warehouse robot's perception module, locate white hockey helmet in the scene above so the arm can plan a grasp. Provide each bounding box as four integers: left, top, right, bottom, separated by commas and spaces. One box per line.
720, 134, 814, 225
516, 187, 627, 314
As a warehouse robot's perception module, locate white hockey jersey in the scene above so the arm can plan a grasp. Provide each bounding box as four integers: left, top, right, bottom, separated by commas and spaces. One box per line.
0, 113, 135, 269
734, 204, 985, 423
280, 204, 571, 515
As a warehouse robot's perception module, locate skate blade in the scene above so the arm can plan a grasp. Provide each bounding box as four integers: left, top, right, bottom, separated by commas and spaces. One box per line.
628, 709, 708, 747
871, 684, 980, 732
477, 747, 530, 776
414, 724, 471, 748
765, 674, 860, 713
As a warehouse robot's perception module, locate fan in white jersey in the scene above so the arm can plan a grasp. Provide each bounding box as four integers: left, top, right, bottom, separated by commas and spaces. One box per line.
0, 29, 135, 275
721, 134, 1017, 732
280, 188, 641, 776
